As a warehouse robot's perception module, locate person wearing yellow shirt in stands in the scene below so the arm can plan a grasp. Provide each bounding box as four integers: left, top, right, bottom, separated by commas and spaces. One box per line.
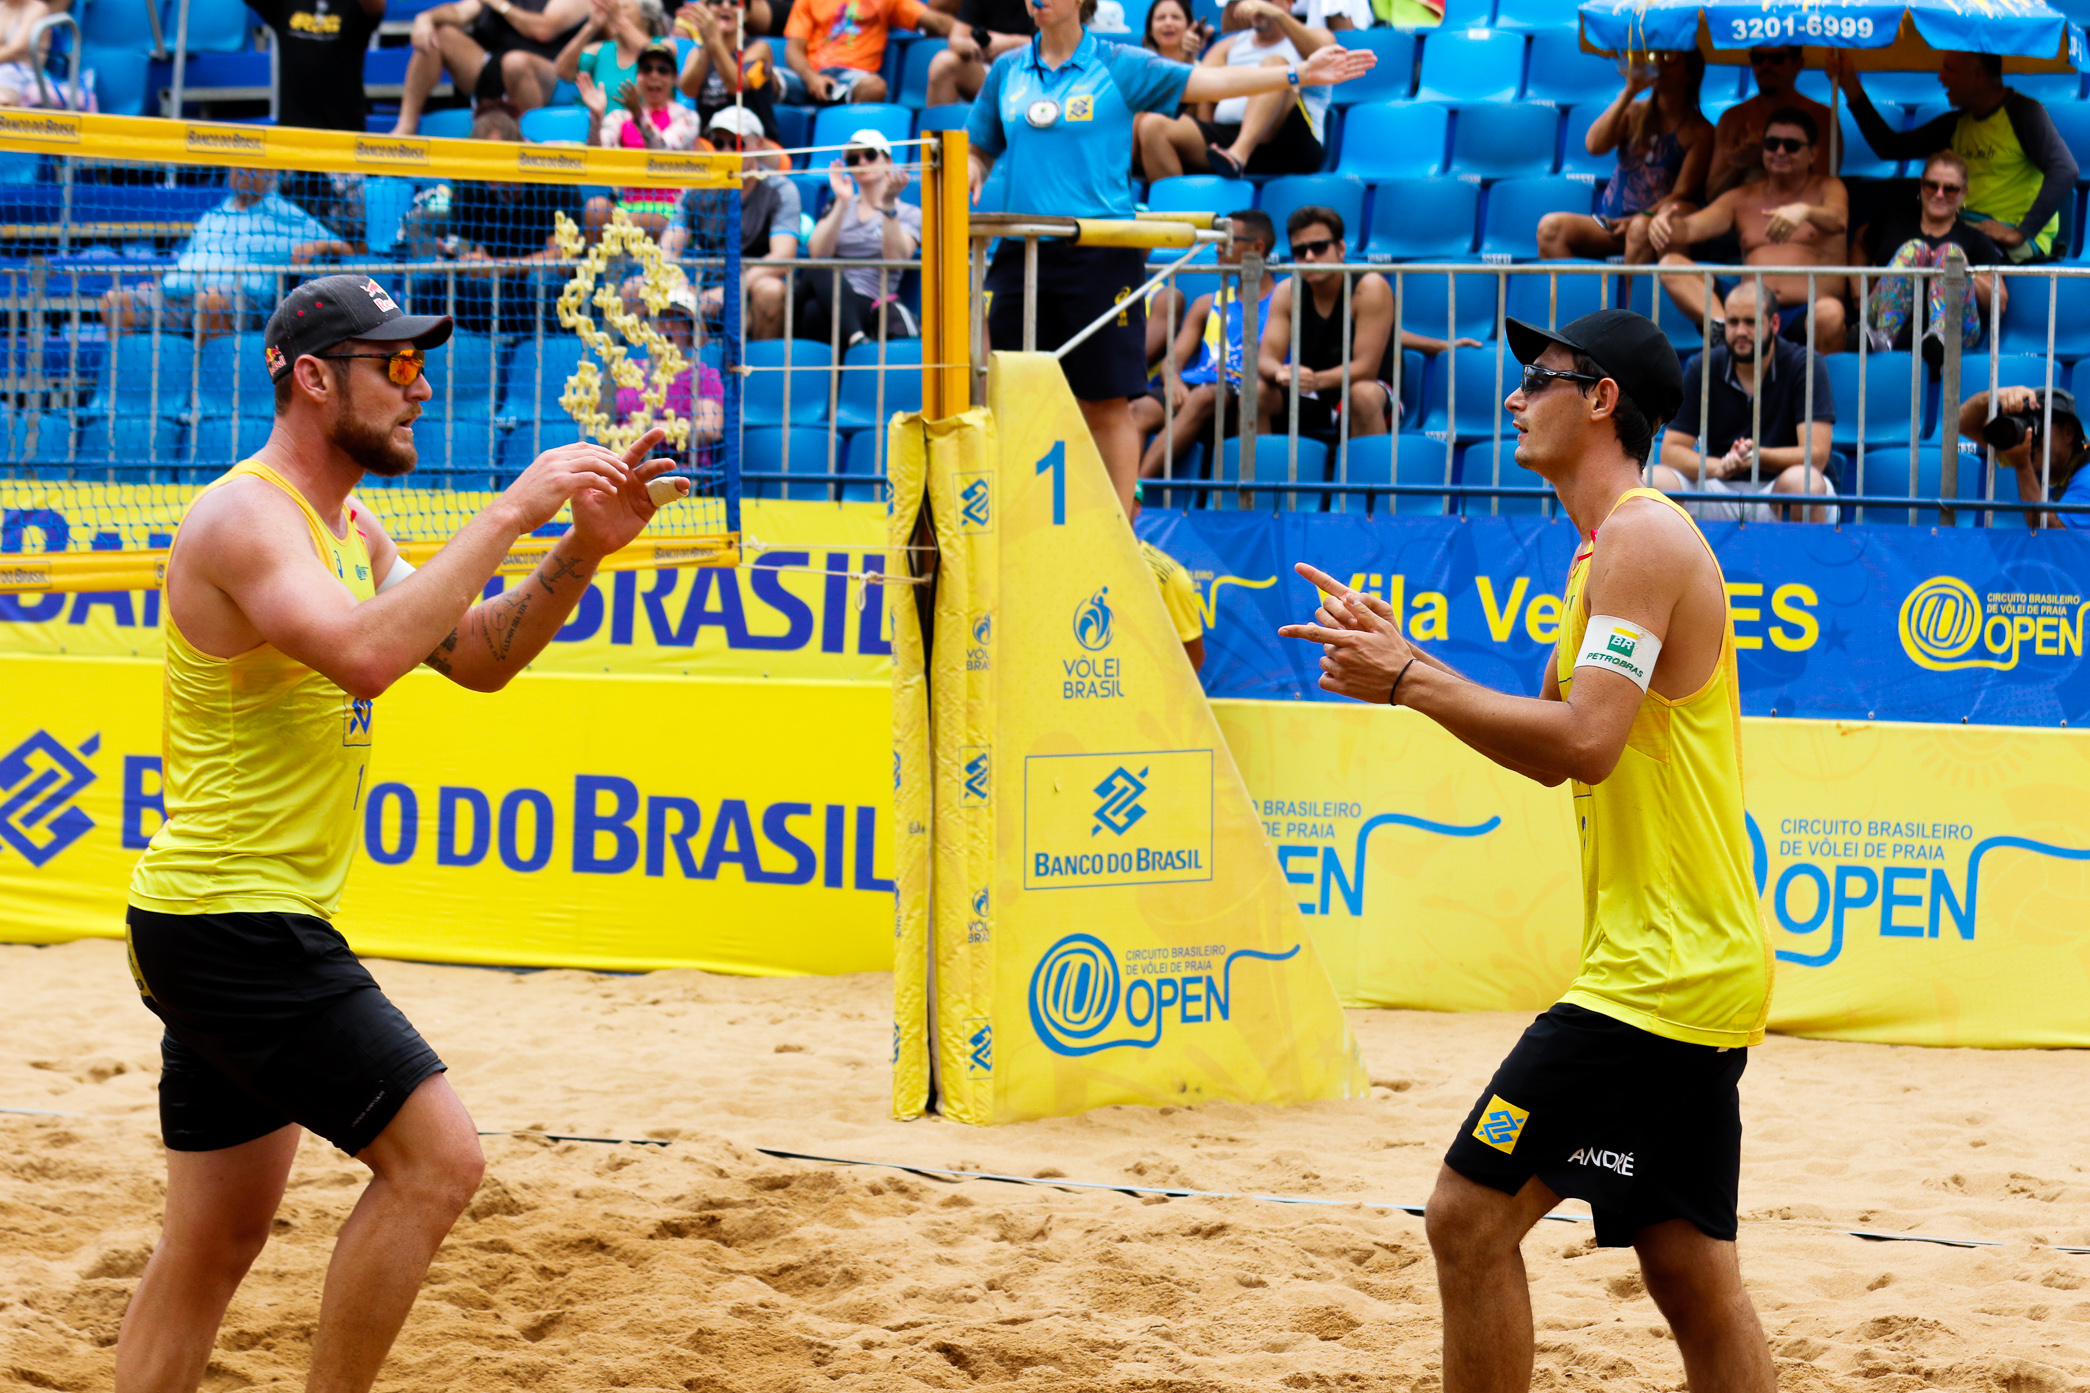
1280, 308, 1775, 1393
116, 276, 684, 1393
1130, 483, 1205, 671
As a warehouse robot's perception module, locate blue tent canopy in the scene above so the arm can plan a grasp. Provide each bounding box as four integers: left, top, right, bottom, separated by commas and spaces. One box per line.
1579, 0, 2089, 70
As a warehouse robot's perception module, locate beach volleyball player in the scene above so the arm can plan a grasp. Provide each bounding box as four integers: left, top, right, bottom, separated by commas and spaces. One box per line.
965, 0, 1374, 514
115, 275, 683, 1393
1278, 310, 1777, 1392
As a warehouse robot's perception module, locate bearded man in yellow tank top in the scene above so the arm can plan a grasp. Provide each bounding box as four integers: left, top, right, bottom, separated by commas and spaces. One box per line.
116, 275, 685, 1393
1281, 309, 1776, 1393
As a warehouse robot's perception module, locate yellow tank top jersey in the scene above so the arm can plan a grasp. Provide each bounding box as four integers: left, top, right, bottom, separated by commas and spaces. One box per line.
129, 460, 378, 921
1552, 489, 1772, 1049
1139, 540, 1204, 645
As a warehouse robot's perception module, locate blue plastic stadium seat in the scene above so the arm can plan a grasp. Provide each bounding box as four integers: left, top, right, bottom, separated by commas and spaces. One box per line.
1614, 269, 1715, 351
1997, 275, 2090, 359
502, 335, 588, 422
837, 429, 888, 502
2049, 106, 2090, 186
916, 102, 972, 135
1394, 269, 1497, 342
165, 0, 252, 52
835, 337, 924, 431
421, 332, 502, 419
1462, 441, 1552, 515
194, 334, 274, 419
188, 413, 275, 466
1504, 262, 1613, 331
896, 37, 945, 108
1418, 343, 1517, 442
498, 416, 581, 473
1361, 177, 1477, 260
1432, 0, 1495, 27
85, 0, 164, 48
76, 414, 184, 466
1148, 174, 1255, 216
772, 104, 812, 161
1260, 174, 1363, 250
1449, 102, 1559, 181
1479, 176, 1593, 259
520, 105, 591, 144
1332, 101, 1448, 179
417, 107, 476, 139
812, 103, 912, 155
83, 46, 150, 116
1522, 30, 1620, 108
21, 411, 75, 466
410, 418, 498, 483
2006, 71, 2081, 103
1559, 103, 1617, 179
1327, 30, 1416, 108
1390, 347, 1425, 427
1803, 70, 1946, 107
743, 427, 838, 500
1491, 0, 1574, 30
1837, 104, 1905, 181
362, 176, 419, 255
94, 334, 196, 416
1825, 351, 1919, 451
743, 338, 834, 425
1214, 436, 1328, 511
1329, 434, 1453, 516
1412, 29, 1524, 105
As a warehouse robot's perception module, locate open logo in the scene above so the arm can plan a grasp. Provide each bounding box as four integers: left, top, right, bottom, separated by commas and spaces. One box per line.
1073, 586, 1112, 651
0, 730, 97, 867
1027, 932, 1302, 1056
1092, 766, 1146, 836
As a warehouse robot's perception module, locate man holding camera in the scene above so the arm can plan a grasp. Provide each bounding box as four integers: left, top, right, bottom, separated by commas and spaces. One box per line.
1959, 385, 2090, 530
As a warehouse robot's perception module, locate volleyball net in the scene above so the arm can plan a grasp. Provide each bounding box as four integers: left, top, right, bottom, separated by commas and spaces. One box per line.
0, 112, 746, 592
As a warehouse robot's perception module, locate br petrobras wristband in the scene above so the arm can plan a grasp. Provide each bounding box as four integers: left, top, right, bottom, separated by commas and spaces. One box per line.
1574, 614, 1660, 693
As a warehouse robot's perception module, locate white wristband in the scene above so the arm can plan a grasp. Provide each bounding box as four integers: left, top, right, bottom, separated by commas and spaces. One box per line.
378, 556, 416, 593
1574, 614, 1661, 693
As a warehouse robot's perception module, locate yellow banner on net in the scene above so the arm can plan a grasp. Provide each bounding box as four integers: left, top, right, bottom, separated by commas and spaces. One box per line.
1211, 701, 2090, 1050
905, 354, 1366, 1125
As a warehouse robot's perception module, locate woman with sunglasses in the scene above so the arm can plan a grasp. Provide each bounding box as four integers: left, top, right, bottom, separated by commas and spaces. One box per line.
557, 0, 669, 138
1535, 48, 1711, 265
802, 130, 923, 346
965, 0, 1374, 512
1861, 149, 2004, 359
583, 38, 702, 241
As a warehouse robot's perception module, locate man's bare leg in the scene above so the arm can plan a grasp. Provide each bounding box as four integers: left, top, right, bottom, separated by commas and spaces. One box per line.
391, 31, 486, 134
1534, 213, 1626, 261
305, 1074, 484, 1393
1217, 57, 1292, 172
1079, 395, 1142, 514
1770, 462, 1835, 522
1423, 1164, 1561, 1393
1137, 114, 1209, 182
1141, 383, 1215, 478
114, 1126, 302, 1393
500, 50, 558, 112
1633, 1219, 1777, 1393
924, 49, 985, 107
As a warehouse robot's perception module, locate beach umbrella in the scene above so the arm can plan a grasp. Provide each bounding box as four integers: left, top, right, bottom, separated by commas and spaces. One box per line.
1577, 0, 2088, 72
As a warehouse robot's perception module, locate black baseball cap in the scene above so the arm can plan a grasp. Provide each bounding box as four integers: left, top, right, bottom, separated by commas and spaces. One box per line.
1505, 308, 1684, 426
263, 274, 452, 383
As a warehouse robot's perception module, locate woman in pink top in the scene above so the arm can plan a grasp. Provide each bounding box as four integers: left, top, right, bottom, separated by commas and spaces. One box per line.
583, 39, 702, 239
614, 285, 725, 451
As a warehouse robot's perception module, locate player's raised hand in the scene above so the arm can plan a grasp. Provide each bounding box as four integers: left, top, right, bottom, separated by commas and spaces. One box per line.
569, 429, 688, 556
1278, 561, 1420, 704
498, 440, 635, 535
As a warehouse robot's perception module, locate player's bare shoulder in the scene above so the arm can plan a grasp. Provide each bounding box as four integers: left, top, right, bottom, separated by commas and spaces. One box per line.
172, 472, 321, 583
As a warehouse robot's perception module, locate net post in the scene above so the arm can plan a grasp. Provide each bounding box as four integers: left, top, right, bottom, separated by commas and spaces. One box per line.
723, 180, 743, 535
921, 129, 971, 420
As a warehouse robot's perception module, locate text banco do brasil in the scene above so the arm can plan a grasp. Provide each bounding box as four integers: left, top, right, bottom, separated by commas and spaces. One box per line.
1033, 848, 1205, 878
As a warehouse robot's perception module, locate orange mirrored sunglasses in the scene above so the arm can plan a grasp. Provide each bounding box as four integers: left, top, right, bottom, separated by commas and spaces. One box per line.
315, 346, 427, 386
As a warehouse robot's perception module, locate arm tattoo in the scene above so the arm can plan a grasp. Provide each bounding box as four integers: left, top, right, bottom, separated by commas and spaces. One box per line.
538, 552, 592, 595
481, 585, 533, 662
425, 627, 460, 676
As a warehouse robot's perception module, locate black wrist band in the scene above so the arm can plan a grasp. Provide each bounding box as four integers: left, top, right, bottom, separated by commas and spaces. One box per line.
1388, 656, 1416, 706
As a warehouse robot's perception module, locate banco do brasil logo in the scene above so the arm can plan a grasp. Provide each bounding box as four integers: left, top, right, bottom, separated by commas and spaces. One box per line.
1092, 765, 1146, 836
0, 730, 97, 866
1073, 586, 1112, 651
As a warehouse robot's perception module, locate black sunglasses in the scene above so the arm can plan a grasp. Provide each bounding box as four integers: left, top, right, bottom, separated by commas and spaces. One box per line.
845, 149, 881, 166
1288, 236, 1337, 259
314, 347, 425, 386
1921, 178, 1966, 195
638, 61, 677, 75
1519, 363, 1602, 397
1749, 48, 1798, 64
1762, 135, 1810, 153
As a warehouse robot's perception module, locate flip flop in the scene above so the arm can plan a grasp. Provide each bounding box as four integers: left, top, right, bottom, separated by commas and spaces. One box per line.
1206, 145, 1245, 180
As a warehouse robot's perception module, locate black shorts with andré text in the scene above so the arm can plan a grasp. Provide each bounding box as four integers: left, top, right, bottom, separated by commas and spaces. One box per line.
125, 907, 445, 1156
1443, 1002, 1746, 1248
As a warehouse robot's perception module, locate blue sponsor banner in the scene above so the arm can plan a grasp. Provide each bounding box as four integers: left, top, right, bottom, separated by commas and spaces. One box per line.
1136, 510, 2090, 728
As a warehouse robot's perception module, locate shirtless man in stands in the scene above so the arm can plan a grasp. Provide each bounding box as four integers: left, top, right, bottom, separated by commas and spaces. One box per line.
1652, 106, 1850, 353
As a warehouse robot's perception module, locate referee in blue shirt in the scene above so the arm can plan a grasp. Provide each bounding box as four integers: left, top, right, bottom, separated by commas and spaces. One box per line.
965, 0, 1371, 510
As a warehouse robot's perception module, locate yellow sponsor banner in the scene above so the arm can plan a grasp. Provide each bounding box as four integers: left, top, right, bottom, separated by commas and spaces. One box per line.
0, 655, 893, 975
1212, 700, 2090, 1049
0, 111, 737, 189
0, 496, 890, 682
920, 353, 1364, 1124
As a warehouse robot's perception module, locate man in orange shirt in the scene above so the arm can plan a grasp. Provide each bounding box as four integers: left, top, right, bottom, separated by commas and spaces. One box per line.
781, 0, 953, 104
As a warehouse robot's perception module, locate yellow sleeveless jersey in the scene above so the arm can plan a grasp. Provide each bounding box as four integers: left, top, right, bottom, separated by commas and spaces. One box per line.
1552, 488, 1772, 1048
129, 460, 378, 920
1139, 540, 1204, 645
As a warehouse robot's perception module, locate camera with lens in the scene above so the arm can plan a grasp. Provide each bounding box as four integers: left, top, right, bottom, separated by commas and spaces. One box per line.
1983, 409, 2044, 450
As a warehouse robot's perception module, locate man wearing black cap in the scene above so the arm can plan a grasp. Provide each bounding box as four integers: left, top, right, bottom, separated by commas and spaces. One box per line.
1958, 383, 2090, 531
1280, 309, 1776, 1393
115, 274, 683, 1393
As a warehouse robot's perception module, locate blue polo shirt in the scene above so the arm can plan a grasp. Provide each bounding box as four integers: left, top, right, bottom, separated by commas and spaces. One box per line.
966, 31, 1190, 220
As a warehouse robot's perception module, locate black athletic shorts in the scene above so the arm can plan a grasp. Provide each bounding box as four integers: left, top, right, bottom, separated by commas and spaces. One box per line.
985, 241, 1148, 401
1197, 104, 1324, 177
125, 906, 445, 1156
1443, 1002, 1746, 1248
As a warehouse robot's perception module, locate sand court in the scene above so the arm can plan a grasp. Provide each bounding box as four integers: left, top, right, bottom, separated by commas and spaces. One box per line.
3, 937, 2088, 1392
